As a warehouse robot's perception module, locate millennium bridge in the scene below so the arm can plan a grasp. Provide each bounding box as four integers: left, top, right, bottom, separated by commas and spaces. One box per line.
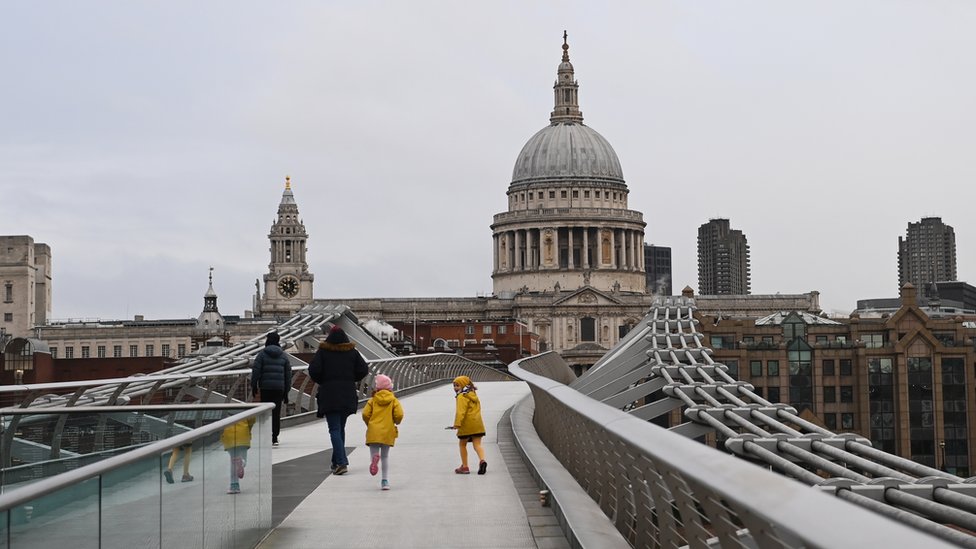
1, 298, 974, 548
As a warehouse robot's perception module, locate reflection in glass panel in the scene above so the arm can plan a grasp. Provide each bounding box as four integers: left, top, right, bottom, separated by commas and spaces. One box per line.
6, 476, 100, 547
102, 455, 162, 546
161, 440, 205, 547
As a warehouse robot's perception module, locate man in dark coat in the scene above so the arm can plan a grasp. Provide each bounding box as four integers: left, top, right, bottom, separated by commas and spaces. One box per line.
251, 332, 292, 446
308, 325, 369, 475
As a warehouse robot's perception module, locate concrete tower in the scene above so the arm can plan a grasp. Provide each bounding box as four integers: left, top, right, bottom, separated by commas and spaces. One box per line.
697, 218, 751, 295
898, 217, 957, 299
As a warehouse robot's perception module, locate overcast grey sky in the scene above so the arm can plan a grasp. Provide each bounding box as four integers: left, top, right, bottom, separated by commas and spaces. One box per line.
3, 2, 975, 320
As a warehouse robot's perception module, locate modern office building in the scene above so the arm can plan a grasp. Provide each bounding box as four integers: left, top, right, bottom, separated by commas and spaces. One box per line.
697, 218, 751, 295
644, 244, 672, 296
898, 217, 956, 299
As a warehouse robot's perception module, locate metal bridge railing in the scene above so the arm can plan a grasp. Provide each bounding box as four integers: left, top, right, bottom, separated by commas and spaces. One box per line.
510, 353, 951, 548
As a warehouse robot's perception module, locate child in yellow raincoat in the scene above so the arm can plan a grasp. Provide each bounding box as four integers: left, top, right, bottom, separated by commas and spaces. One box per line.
362, 374, 404, 490
448, 375, 487, 475
221, 416, 255, 494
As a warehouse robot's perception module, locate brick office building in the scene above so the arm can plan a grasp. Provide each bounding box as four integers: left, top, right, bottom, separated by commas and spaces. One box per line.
698, 283, 976, 475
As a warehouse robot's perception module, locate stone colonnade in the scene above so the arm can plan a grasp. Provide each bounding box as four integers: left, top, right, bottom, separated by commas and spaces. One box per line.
493, 226, 644, 273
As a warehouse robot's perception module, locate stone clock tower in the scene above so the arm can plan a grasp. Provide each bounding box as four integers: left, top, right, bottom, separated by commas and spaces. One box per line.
254, 176, 314, 317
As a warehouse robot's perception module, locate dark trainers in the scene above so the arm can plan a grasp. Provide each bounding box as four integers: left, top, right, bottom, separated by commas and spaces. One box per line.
163, 469, 175, 484
478, 461, 487, 475
181, 473, 194, 482
333, 464, 348, 475
369, 454, 380, 476
454, 466, 470, 474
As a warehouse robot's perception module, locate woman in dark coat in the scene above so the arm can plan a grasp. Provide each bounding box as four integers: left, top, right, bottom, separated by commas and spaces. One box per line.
308, 325, 369, 475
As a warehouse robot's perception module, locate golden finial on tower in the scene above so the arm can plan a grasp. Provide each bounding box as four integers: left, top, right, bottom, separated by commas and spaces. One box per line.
285, 175, 291, 190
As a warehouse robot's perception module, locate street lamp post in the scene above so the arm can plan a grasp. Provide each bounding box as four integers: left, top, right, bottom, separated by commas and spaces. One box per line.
939, 440, 947, 472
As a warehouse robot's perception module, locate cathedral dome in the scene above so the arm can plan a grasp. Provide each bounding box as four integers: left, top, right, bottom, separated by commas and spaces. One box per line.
511, 123, 623, 185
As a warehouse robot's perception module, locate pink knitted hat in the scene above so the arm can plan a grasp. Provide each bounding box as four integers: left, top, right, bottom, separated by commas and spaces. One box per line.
374, 374, 393, 391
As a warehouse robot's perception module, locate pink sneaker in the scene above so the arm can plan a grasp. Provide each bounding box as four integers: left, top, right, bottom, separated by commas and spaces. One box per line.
369, 453, 380, 476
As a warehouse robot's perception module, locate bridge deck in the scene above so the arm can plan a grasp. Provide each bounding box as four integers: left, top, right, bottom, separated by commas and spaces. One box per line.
262, 381, 568, 549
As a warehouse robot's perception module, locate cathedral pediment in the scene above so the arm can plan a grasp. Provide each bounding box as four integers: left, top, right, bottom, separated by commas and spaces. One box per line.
551, 286, 622, 306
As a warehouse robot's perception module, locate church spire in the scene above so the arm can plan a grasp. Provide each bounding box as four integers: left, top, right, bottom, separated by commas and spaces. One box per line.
550, 30, 584, 125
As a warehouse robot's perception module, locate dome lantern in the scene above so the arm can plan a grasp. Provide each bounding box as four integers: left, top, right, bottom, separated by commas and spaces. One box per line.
550, 31, 584, 125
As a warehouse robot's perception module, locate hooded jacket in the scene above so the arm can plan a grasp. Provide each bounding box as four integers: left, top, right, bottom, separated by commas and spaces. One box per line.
251, 344, 292, 393
454, 386, 486, 438
221, 417, 256, 450
308, 340, 369, 415
362, 389, 404, 446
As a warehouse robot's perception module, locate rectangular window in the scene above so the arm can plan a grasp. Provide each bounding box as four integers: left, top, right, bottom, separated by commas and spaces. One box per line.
3, 313, 11, 322
767, 360, 780, 377
584, 190, 590, 198
823, 359, 835, 376
97, 346, 106, 358
560, 190, 567, 198
483, 325, 492, 335
824, 414, 837, 430
840, 359, 852, 376
710, 335, 732, 349
761, 336, 774, 344
549, 191, 555, 199
65, 347, 74, 359
863, 333, 885, 348
595, 190, 601, 198
824, 386, 836, 403
178, 344, 186, 357
750, 360, 762, 377
835, 335, 847, 344
572, 190, 579, 198
841, 413, 854, 430
840, 385, 854, 403
724, 360, 738, 378
465, 325, 475, 335
767, 387, 780, 403
3, 283, 11, 303
162, 344, 171, 357
498, 325, 507, 335
129, 345, 138, 357
146, 344, 154, 357
113, 345, 122, 358
51, 347, 58, 358
81, 346, 90, 359
815, 335, 828, 343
